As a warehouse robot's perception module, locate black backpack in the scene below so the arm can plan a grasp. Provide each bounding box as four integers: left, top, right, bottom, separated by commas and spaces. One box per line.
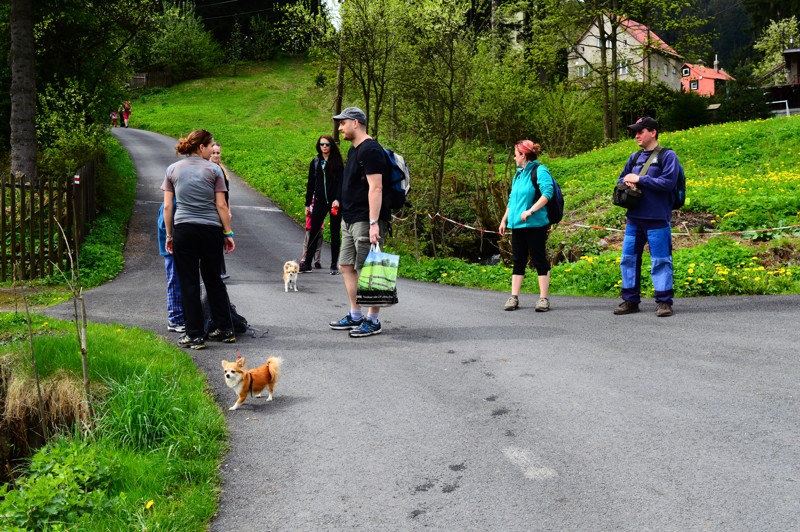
530, 162, 565, 225
631, 147, 685, 210
384, 148, 411, 210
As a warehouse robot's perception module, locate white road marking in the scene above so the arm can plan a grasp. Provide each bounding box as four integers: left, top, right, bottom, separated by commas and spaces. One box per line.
502, 447, 558, 480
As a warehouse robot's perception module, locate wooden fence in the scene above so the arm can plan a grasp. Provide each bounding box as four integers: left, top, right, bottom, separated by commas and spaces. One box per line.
1, 158, 98, 282
129, 71, 173, 90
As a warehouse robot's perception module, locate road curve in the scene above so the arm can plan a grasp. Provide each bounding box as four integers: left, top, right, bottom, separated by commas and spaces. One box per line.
45, 128, 800, 531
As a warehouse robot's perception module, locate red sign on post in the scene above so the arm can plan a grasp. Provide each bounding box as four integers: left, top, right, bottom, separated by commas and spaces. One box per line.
73, 174, 80, 185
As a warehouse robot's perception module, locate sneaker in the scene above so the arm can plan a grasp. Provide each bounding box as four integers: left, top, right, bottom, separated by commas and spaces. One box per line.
504, 295, 519, 311
330, 267, 340, 275
299, 264, 312, 273
349, 319, 382, 338
535, 298, 550, 312
167, 322, 185, 333
314, 261, 322, 269
208, 328, 236, 343
656, 302, 674, 317
178, 334, 205, 350
329, 314, 365, 330
220, 272, 230, 280
613, 301, 640, 315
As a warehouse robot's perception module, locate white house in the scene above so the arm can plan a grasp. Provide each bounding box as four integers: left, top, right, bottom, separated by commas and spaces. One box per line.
568, 15, 684, 91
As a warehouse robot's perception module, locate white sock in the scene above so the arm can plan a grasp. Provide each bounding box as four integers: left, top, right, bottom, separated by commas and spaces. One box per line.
350, 309, 363, 320
366, 313, 379, 324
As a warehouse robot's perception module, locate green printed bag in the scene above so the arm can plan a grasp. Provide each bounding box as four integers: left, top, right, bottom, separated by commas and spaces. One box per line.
356, 244, 399, 307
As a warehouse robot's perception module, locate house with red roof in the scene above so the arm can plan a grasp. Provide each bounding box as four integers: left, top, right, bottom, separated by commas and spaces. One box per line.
568, 15, 684, 91
681, 57, 735, 96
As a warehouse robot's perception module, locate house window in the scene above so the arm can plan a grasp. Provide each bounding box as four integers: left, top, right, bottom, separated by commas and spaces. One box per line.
690, 80, 698, 90
663, 64, 669, 76
673, 67, 678, 77
682, 67, 690, 77
618, 60, 630, 76
576, 65, 588, 78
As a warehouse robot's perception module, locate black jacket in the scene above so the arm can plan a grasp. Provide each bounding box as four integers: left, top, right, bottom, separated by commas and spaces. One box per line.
305, 155, 342, 207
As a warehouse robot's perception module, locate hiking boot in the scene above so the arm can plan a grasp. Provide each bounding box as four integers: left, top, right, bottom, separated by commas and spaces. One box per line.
208, 328, 236, 343
613, 301, 640, 315
329, 314, 364, 330
504, 295, 519, 311
167, 322, 185, 333
535, 298, 550, 312
178, 334, 205, 350
656, 302, 674, 317
349, 319, 382, 338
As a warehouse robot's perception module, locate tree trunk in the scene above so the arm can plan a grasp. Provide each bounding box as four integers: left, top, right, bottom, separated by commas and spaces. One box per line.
10, 0, 37, 183
333, 23, 345, 142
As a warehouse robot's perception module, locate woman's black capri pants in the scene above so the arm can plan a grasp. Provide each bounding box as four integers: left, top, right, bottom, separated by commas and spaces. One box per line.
511, 226, 550, 276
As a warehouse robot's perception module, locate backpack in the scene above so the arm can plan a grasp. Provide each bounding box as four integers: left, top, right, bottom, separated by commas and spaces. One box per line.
384, 148, 411, 210
530, 162, 565, 225
632, 147, 685, 210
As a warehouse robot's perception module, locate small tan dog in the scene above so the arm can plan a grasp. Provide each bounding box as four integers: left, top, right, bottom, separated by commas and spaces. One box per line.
283, 260, 299, 292
221, 356, 282, 411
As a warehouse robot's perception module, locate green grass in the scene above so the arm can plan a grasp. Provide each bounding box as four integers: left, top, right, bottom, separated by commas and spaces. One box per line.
0, 314, 226, 530
131, 59, 800, 297
135, 60, 332, 225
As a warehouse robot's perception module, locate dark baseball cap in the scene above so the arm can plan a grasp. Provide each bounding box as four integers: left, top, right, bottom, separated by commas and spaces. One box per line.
333, 107, 367, 123
628, 116, 659, 132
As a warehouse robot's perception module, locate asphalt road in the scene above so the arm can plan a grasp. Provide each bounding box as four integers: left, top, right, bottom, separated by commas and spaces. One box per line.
45, 128, 799, 531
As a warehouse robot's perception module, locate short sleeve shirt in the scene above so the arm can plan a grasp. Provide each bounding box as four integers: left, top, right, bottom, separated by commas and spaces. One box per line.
341, 138, 390, 224
161, 157, 228, 227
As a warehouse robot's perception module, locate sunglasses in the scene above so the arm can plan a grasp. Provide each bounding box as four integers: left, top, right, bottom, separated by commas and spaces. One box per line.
319, 142, 331, 147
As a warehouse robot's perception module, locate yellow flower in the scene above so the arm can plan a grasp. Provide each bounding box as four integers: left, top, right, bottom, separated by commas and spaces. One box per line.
441, 273, 447, 278
754, 277, 760, 281
688, 269, 694, 274
697, 279, 704, 284
146, 500, 155, 510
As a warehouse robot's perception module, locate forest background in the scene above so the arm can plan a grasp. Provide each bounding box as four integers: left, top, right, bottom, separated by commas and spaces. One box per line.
2, 0, 800, 299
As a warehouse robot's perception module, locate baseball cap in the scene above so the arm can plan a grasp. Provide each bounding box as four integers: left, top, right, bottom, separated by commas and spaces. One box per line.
332, 107, 367, 124
627, 116, 659, 132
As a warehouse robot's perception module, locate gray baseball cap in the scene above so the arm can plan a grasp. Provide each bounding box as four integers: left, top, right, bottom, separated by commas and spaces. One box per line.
332, 107, 366, 123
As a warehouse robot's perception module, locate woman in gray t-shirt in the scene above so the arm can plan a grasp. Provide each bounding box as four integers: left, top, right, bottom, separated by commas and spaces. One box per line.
161, 129, 235, 349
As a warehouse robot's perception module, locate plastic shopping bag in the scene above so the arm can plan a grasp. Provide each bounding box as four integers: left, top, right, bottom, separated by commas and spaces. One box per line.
356, 244, 399, 307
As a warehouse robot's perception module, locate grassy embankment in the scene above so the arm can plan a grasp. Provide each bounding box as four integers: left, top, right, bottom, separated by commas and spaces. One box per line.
133, 59, 800, 297
0, 313, 226, 529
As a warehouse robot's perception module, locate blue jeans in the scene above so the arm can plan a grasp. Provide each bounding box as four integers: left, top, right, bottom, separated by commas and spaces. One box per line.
620, 221, 673, 305
164, 254, 183, 324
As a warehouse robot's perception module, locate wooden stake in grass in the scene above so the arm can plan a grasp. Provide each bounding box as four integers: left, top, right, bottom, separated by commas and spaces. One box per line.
53, 220, 95, 424
15, 263, 49, 442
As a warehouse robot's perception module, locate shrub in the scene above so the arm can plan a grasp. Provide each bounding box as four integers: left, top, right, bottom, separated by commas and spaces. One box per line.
0, 439, 115, 529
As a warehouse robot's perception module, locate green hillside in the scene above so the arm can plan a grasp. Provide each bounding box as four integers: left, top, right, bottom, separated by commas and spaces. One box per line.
131, 59, 800, 297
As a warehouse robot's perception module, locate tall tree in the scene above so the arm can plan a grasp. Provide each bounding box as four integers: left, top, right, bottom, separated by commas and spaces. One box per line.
338, 0, 404, 138
10, 0, 36, 182
396, 0, 476, 235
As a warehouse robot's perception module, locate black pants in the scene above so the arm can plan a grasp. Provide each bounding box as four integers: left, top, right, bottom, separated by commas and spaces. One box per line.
302, 204, 342, 269
173, 223, 232, 338
511, 226, 550, 276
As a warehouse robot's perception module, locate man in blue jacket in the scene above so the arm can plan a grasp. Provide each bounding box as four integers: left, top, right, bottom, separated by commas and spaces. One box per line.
614, 116, 680, 317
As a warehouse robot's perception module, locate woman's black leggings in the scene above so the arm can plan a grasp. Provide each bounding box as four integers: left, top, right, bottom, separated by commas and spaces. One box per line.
302, 204, 342, 269
511, 226, 550, 276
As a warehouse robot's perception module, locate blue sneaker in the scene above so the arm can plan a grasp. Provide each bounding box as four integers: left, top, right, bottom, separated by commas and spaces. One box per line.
329, 314, 365, 330
348, 320, 382, 338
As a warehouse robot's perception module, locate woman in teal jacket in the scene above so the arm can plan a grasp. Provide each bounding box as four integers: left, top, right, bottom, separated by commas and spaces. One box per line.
498, 140, 554, 312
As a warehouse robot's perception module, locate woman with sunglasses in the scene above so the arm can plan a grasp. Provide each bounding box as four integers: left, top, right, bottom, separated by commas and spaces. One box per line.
300, 134, 344, 274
